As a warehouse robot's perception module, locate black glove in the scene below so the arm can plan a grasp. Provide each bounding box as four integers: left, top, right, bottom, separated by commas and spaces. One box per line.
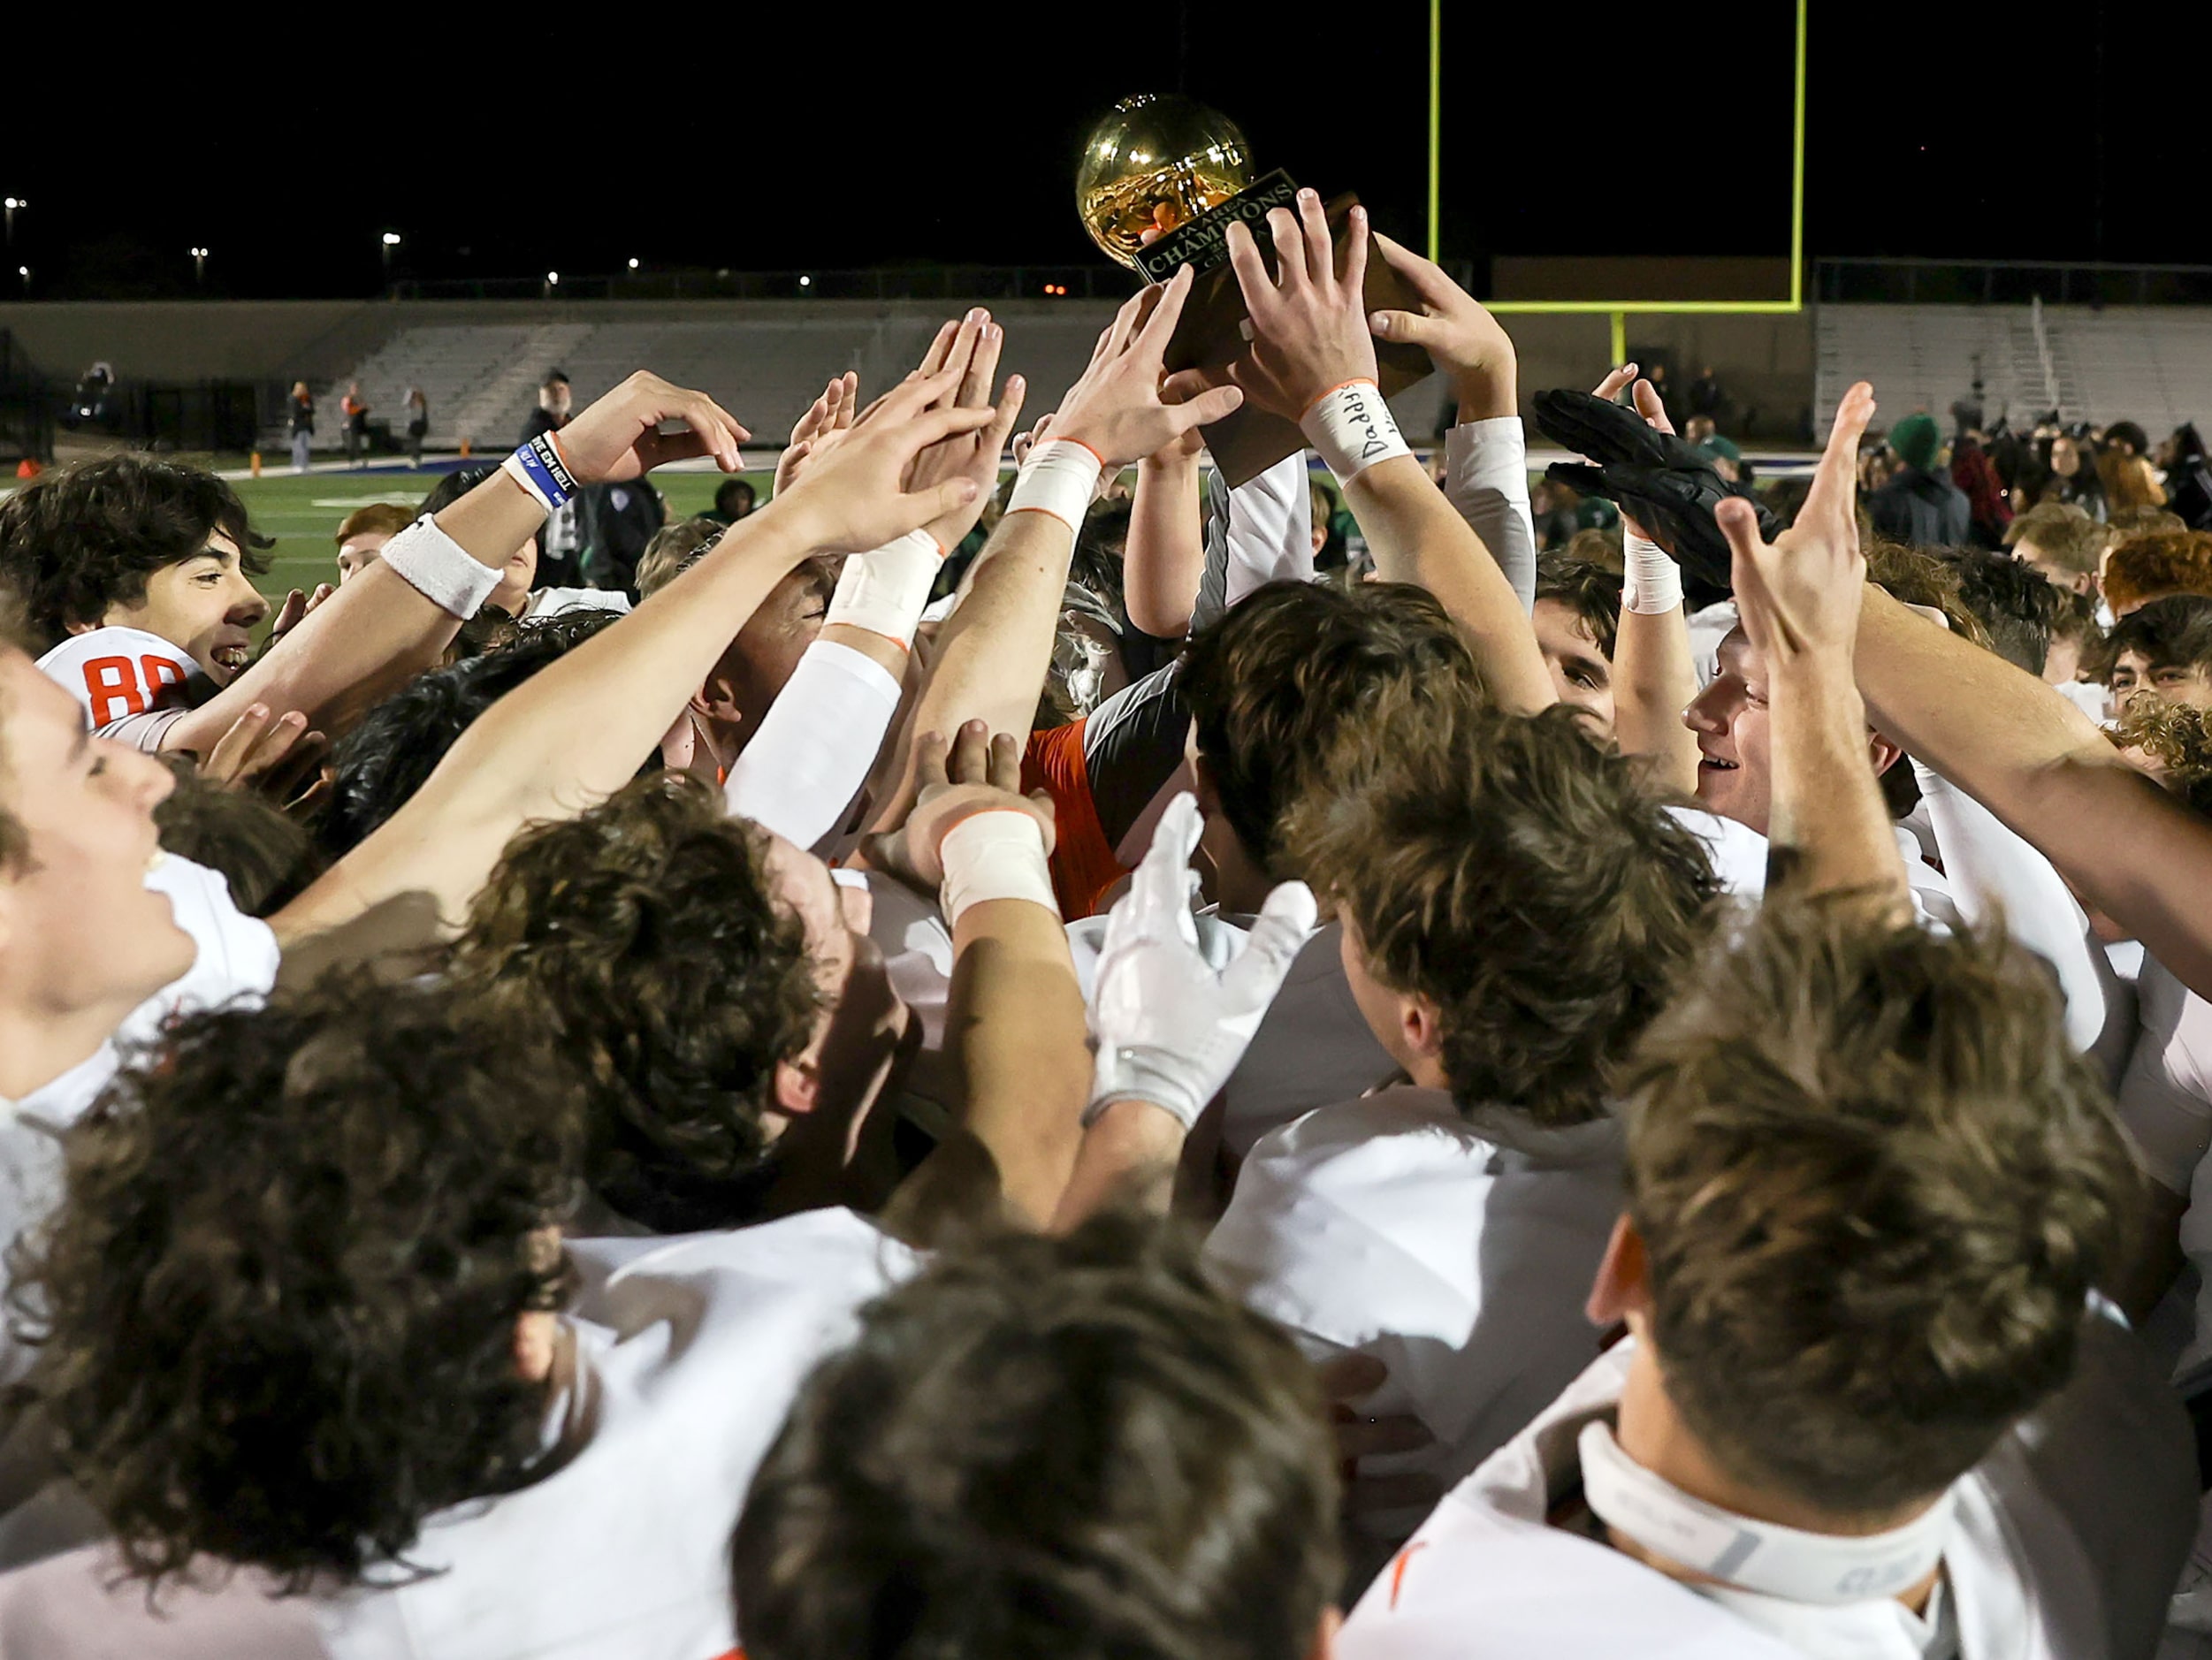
1532, 388, 1780, 607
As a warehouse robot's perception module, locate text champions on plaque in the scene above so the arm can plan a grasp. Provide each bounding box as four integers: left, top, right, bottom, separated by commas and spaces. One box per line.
1133, 170, 1299, 282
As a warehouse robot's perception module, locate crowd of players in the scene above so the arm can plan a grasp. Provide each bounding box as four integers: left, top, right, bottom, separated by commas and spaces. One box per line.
0, 193, 2208, 1657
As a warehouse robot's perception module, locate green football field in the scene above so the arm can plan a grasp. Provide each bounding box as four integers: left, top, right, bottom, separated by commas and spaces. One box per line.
227, 463, 779, 604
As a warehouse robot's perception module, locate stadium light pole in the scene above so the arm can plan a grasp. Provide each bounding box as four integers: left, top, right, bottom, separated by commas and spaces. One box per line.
380, 231, 401, 287
190, 247, 208, 288
3, 198, 21, 247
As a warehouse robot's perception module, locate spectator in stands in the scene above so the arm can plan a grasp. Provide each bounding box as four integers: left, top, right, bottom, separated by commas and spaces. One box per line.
1867, 412, 1971, 547
2098, 420, 2168, 514
2102, 529, 2212, 617
2157, 422, 2212, 529
578, 477, 667, 596
286, 381, 314, 473
2004, 499, 2108, 595
404, 387, 429, 469
1695, 434, 1741, 484
521, 375, 571, 445
712, 477, 758, 524
1687, 363, 1725, 427
333, 501, 416, 585
340, 381, 369, 468
2102, 593, 2212, 712
1949, 429, 2013, 548
2040, 430, 2106, 518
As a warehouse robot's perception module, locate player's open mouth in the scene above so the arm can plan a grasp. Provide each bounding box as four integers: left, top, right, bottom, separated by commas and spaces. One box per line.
212, 644, 252, 674
1699, 756, 1739, 772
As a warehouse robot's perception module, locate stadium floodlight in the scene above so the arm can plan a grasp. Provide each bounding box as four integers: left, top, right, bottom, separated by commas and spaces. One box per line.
799, 274, 812, 288
381, 232, 401, 247
3, 199, 17, 209
628, 257, 639, 271
190, 247, 209, 286
547, 270, 560, 285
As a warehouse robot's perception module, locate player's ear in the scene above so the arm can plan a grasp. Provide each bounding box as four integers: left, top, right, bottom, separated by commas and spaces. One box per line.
1400, 992, 1445, 1063
1867, 729, 1904, 777
1586, 1214, 1651, 1327
773, 1058, 820, 1116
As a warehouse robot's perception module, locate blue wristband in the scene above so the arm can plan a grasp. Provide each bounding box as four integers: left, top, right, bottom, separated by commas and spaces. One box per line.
503, 432, 578, 512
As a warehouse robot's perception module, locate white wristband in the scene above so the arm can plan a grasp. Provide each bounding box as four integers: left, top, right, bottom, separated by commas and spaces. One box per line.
1621, 529, 1682, 615
939, 810, 1059, 926
1299, 379, 1411, 485
1006, 439, 1103, 531
380, 514, 504, 619
823, 529, 943, 649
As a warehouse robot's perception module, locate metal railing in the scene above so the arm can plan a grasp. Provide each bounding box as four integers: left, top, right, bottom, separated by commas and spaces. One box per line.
1817, 257, 2212, 307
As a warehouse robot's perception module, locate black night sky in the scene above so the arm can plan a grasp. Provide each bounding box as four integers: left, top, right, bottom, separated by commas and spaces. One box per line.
4, 6, 2203, 300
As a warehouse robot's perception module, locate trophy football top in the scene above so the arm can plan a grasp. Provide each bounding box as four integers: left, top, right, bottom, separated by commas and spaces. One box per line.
1076, 94, 1253, 270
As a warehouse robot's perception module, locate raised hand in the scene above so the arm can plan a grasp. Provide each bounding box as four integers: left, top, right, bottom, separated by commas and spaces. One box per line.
771, 360, 999, 554
1367, 231, 1517, 421
1220, 189, 1377, 421
1534, 383, 1775, 604
775, 370, 858, 496
1049, 269, 1244, 468
556, 370, 750, 484
1087, 793, 1316, 1128
1721, 382, 1878, 666
902, 310, 1026, 550
198, 701, 330, 800
870, 720, 1057, 891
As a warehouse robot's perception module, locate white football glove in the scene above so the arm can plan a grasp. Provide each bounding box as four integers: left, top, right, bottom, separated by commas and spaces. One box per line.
1086, 792, 1318, 1127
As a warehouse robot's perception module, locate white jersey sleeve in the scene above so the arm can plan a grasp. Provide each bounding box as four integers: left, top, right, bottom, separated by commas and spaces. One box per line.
2117, 956, 2212, 1196
1442, 417, 1537, 614
34, 627, 202, 738
113, 854, 282, 1055
1664, 805, 1768, 899
1191, 453, 1316, 632
724, 640, 904, 853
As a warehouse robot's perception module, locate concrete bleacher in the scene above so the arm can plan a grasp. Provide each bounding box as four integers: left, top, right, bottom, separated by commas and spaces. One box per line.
324, 301, 1125, 456
1817, 303, 2212, 439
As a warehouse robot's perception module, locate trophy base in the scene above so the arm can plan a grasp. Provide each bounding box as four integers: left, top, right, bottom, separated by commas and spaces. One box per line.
1142, 189, 1432, 488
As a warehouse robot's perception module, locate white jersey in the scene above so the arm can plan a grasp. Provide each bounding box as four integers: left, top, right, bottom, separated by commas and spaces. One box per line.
1338, 1321, 2193, 1660
0, 1207, 911, 1659
0, 855, 276, 1393
522, 586, 632, 621
34, 626, 202, 750
1206, 1086, 1620, 1500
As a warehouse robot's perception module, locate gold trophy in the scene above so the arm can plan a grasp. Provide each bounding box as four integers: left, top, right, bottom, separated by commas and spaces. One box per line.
1077, 93, 1431, 485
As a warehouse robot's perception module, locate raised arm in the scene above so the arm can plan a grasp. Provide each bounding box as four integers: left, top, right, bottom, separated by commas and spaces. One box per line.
1368, 230, 1536, 612
1854, 584, 2212, 999
273, 369, 992, 946
1222, 193, 1552, 713
724, 314, 1023, 848
869, 268, 1242, 827
1720, 381, 1907, 909
1124, 416, 1207, 640
1052, 793, 1315, 1229
1589, 368, 1702, 791
876, 724, 1090, 1238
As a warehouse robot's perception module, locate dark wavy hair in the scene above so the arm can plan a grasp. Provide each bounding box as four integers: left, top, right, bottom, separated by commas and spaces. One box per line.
11, 974, 584, 1588
316, 609, 622, 857
1535, 550, 1623, 660
1621, 897, 2138, 1514
1289, 695, 1721, 1127
1180, 581, 1484, 877
0, 454, 272, 650
1947, 546, 2061, 674
446, 773, 823, 1232
733, 1212, 1342, 1660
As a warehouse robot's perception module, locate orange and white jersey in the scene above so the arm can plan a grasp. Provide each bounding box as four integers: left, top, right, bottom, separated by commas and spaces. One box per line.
34, 626, 201, 747
0, 1209, 913, 1658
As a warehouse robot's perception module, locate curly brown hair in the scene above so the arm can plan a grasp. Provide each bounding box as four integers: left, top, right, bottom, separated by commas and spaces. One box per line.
11, 974, 584, 1588
0, 454, 272, 650
1620, 897, 2139, 1516
1535, 551, 1623, 660
733, 1212, 1341, 1660
2109, 696, 2212, 819
446, 773, 823, 1232
1289, 697, 1721, 1127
